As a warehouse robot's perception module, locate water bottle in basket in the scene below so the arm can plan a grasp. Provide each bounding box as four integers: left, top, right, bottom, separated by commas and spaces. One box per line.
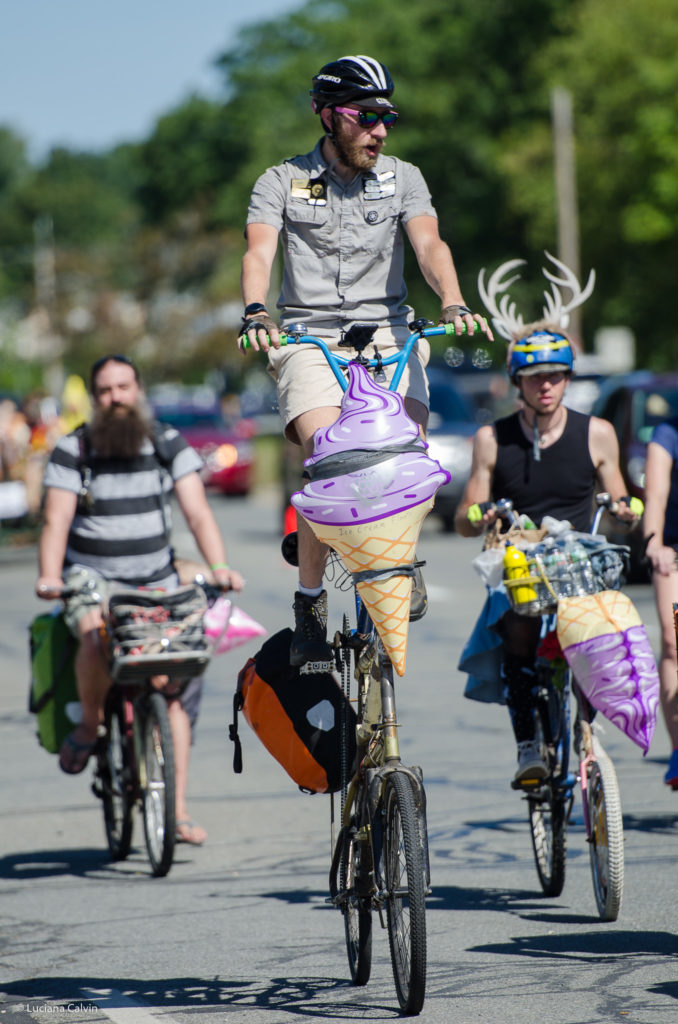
504, 545, 537, 605
566, 538, 598, 596
541, 539, 572, 599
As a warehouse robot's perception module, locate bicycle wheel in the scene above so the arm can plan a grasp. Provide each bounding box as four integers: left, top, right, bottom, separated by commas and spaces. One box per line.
528, 786, 567, 897
340, 820, 373, 986
140, 691, 176, 877
99, 692, 134, 860
587, 748, 624, 921
382, 771, 427, 1016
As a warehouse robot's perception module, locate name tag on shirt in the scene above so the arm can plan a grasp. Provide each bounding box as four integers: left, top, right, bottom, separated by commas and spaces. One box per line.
290, 177, 327, 206
363, 169, 396, 200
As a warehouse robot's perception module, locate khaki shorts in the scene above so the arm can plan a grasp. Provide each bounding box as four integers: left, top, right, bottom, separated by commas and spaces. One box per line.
267, 325, 431, 443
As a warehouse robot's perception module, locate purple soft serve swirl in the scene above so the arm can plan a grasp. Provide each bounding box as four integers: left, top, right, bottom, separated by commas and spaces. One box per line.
291, 363, 451, 526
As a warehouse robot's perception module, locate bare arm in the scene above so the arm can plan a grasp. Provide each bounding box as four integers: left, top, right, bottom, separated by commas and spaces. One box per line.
588, 416, 639, 522
405, 215, 493, 340
173, 472, 244, 591
240, 222, 280, 352
454, 425, 499, 536
644, 440, 675, 575
36, 487, 78, 598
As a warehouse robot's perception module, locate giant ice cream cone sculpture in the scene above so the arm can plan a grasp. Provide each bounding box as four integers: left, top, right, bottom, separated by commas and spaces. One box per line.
292, 363, 450, 675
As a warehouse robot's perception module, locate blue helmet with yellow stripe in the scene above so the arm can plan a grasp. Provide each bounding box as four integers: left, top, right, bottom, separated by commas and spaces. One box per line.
507, 330, 574, 381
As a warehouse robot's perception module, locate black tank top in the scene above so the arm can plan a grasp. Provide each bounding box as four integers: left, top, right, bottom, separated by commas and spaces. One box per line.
492, 409, 596, 532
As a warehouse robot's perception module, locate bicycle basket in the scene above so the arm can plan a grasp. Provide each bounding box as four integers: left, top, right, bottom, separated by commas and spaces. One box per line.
504, 558, 559, 616
504, 540, 606, 617
107, 584, 210, 684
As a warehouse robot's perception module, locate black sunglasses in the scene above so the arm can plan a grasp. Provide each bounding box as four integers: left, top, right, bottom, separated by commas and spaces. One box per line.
334, 106, 399, 130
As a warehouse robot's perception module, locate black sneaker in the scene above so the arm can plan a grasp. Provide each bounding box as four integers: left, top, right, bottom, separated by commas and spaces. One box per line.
409, 565, 428, 622
290, 590, 332, 666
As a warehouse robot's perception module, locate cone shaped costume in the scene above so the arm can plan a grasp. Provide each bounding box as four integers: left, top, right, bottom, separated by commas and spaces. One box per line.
292, 364, 450, 675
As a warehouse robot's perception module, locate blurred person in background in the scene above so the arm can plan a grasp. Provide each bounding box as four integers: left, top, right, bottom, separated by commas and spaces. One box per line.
642, 419, 678, 787
35, 354, 244, 845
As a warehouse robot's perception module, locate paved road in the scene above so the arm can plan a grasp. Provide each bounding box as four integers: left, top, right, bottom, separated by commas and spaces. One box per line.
1, 491, 677, 1024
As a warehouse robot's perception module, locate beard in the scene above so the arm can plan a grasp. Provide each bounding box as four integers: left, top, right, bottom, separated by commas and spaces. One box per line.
333, 119, 383, 172
89, 401, 152, 458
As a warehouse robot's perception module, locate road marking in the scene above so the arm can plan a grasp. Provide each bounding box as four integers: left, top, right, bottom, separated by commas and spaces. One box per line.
84, 990, 159, 1024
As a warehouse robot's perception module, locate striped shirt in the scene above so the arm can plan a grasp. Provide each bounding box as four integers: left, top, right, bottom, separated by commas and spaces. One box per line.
43, 423, 203, 585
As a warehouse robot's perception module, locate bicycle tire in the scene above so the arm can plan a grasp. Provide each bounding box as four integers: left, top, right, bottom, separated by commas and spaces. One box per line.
383, 771, 427, 1016
140, 691, 176, 877
100, 692, 134, 860
340, 820, 373, 986
528, 785, 567, 897
587, 748, 624, 921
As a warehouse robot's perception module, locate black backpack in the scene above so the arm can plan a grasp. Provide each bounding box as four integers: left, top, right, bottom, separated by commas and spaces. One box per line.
230, 628, 357, 794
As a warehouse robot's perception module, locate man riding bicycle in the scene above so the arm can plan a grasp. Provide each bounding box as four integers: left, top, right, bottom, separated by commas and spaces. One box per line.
455, 259, 639, 784
239, 53, 492, 665
36, 355, 243, 844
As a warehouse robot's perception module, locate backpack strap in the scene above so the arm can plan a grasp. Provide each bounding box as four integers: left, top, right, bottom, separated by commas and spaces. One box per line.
229, 691, 244, 774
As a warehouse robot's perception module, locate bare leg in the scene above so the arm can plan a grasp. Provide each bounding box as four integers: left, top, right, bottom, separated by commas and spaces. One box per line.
652, 567, 678, 750
74, 607, 111, 743
292, 406, 340, 589
59, 607, 111, 773
167, 698, 207, 844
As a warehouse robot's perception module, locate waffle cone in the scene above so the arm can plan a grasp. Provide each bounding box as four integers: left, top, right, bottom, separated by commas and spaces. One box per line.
556, 591, 641, 649
303, 499, 433, 676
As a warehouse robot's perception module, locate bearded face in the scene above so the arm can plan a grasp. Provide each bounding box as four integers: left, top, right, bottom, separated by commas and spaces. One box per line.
88, 399, 153, 458
331, 114, 384, 172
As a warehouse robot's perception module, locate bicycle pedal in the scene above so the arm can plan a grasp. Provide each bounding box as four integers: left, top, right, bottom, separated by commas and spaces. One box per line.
511, 776, 545, 791
299, 659, 335, 674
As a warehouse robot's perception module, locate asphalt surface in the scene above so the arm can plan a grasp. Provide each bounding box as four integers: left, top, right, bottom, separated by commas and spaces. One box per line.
1, 489, 677, 1024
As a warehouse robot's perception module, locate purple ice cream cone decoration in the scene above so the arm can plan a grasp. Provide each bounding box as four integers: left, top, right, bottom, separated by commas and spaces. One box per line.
291, 363, 451, 527
556, 592, 659, 754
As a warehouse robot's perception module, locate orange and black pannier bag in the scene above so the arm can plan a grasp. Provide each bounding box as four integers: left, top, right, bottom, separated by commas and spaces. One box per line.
230, 628, 357, 793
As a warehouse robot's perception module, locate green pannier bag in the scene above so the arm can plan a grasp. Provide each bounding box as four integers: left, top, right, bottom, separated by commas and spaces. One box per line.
28, 611, 80, 754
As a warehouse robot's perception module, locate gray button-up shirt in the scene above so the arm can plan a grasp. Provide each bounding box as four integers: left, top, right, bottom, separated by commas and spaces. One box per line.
246, 140, 438, 334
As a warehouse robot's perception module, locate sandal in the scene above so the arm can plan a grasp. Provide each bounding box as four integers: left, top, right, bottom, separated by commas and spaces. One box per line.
175, 819, 208, 846
59, 731, 98, 775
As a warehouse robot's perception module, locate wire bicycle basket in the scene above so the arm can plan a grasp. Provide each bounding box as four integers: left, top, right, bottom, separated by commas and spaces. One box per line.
107, 583, 210, 683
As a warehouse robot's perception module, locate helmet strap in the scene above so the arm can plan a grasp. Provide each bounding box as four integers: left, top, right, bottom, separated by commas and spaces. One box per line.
320, 107, 336, 140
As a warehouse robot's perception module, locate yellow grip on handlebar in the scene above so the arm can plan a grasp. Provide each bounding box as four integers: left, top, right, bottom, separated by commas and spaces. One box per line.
467, 503, 483, 524
628, 497, 644, 517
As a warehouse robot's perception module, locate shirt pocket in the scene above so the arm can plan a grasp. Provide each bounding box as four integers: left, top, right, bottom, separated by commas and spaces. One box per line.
285, 198, 332, 253
362, 200, 400, 253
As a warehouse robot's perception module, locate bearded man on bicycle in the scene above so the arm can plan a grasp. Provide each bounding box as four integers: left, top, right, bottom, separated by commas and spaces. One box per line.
455, 312, 639, 784
239, 53, 492, 665
35, 355, 243, 844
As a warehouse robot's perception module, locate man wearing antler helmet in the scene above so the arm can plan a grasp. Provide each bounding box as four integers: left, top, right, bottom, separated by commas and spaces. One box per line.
455, 253, 640, 784
239, 54, 492, 666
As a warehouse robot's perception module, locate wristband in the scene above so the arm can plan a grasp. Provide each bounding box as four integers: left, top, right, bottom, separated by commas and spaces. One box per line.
210, 562, 230, 571
244, 302, 267, 317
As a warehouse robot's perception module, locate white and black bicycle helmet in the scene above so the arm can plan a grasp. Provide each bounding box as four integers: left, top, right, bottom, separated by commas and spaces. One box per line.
310, 55, 395, 112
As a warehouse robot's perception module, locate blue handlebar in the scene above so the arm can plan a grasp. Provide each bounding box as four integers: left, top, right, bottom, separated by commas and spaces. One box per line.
241, 320, 485, 392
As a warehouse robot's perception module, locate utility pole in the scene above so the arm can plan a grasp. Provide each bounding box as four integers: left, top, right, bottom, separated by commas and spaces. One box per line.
551, 87, 582, 344
33, 215, 63, 394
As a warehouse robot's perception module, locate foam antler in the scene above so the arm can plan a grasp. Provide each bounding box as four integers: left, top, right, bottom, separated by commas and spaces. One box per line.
477, 259, 527, 341
541, 250, 596, 328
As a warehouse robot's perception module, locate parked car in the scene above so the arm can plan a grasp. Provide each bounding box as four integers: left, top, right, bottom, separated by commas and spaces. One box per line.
150, 385, 255, 496
592, 371, 678, 499
591, 371, 678, 579
425, 365, 481, 532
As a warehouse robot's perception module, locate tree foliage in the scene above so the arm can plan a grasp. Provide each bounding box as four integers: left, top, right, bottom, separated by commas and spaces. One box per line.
1, 0, 677, 385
